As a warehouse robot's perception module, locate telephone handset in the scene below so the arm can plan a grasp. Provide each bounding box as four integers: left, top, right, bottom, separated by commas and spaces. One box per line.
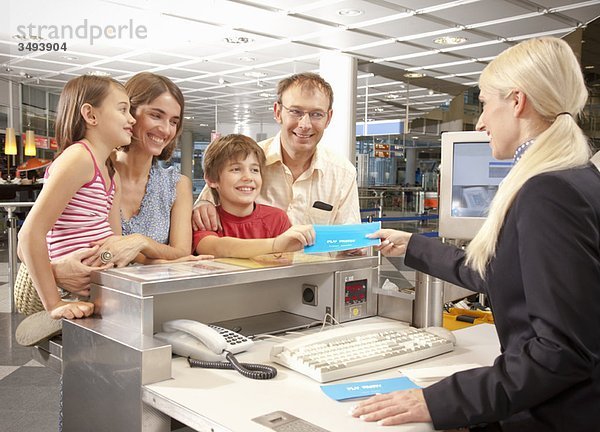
155, 319, 277, 380
156, 319, 253, 362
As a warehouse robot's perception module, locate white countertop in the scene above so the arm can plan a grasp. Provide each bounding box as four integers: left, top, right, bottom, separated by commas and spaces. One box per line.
143, 318, 500, 432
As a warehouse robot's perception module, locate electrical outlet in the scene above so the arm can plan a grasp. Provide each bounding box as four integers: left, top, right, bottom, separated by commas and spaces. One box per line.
302, 284, 318, 306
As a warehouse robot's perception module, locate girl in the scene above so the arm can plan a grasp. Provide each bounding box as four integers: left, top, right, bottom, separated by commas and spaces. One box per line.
84, 72, 196, 266
18, 75, 135, 320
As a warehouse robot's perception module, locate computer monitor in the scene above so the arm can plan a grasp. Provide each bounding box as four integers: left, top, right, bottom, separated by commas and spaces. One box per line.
438, 131, 513, 240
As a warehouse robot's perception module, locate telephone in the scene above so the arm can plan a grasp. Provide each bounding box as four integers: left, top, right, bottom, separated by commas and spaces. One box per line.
155, 319, 277, 380
155, 319, 253, 362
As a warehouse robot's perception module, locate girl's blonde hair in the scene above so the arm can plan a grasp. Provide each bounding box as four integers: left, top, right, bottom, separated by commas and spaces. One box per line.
54, 75, 124, 154
465, 37, 591, 276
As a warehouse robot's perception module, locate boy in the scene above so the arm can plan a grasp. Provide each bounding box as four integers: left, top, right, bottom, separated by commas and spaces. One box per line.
193, 134, 314, 258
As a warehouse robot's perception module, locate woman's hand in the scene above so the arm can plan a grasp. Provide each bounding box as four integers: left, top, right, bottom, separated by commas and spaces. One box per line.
84, 235, 147, 267
367, 229, 412, 256
350, 389, 432, 426
273, 225, 315, 252
49, 299, 94, 320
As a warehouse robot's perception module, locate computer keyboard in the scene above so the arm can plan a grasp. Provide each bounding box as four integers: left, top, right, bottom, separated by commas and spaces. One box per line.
270, 322, 455, 383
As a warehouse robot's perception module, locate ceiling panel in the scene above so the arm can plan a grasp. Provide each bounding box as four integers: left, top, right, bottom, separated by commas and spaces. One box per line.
360, 15, 448, 39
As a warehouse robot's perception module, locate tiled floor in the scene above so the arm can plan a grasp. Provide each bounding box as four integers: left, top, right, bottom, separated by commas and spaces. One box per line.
0, 313, 60, 432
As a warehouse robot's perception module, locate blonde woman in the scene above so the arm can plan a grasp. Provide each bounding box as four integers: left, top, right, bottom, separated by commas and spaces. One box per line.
354, 37, 600, 431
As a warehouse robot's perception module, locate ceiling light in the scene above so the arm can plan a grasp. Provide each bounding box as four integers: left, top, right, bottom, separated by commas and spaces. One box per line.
244, 71, 267, 78
61, 55, 79, 61
337, 9, 363, 17
404, 72, 425, 78
12, 34, 43, 41
4, 66, 13, 72
199, 123, 209, 127
184, 116, 195, 120
428, 89, 435, 95
584, 65, 595, 69
223, 36, 253, 44
239, 56, 256, 62
374, 107, 384, 112
433, 36, 467, 45
88, 71, 111, 77
385, 94, 399, 100
259, 92, 274, 98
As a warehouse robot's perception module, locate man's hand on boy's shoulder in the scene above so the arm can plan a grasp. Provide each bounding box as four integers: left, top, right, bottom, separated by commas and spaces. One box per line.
192, 200, 221, 232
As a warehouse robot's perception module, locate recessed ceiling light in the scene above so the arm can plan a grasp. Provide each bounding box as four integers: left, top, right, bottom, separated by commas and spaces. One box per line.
88, 71, 111, 77
434, 36, 467, 45
223, 36, 253, 44
337, 9, 363, 16
244, 71, 267, 78
584, 65, 595, 69
412, 136, 420, 139
404, 72, 425, 78
259, 92, 274, 98
184, 116, 195, 120
12, 34, 43, 41
239, 56, 256, 62
385, 94, 399, 100
61, 55, 79, 61
374, 107, 384, 112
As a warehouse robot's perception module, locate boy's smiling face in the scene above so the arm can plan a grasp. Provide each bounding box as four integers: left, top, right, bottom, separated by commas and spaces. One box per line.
207, 153, 262, 217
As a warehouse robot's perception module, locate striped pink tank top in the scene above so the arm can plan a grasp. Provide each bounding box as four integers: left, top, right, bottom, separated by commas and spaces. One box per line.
46, 142, 115, 259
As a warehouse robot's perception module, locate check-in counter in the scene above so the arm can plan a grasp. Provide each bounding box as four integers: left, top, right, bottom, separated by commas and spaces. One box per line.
62, 253, 381, 431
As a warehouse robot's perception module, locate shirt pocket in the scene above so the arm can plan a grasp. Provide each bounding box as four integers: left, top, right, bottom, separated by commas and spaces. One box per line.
307, 205, 337, 225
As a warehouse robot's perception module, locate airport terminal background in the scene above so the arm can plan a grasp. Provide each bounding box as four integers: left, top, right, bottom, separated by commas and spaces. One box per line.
1, 2, 600, 431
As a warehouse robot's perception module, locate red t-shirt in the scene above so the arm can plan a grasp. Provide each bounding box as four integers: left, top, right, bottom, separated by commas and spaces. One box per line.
193, 204, 291, 252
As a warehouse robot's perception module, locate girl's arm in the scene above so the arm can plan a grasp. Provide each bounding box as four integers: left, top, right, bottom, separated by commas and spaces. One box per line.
195, 225, 315, 258
18, 146, 95, 318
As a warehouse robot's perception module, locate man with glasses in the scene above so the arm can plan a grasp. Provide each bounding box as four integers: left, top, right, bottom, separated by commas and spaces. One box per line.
192, 72, 360, 231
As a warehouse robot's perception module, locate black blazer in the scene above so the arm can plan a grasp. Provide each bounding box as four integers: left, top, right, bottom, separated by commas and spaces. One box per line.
403, 164, 600, 432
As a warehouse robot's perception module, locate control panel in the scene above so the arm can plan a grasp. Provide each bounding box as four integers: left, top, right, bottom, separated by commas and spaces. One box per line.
334, 267, 377, 322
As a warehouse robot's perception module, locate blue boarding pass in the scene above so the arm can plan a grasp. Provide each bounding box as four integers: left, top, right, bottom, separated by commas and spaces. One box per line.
304, 222, 381, 254
320, 376, 420, 401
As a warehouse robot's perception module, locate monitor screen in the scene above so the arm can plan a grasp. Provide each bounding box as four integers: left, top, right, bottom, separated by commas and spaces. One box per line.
439, 131, 512, 240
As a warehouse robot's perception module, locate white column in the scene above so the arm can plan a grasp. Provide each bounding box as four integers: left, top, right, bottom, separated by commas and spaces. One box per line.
180, 130, 193, 179
319, 53, 357, 163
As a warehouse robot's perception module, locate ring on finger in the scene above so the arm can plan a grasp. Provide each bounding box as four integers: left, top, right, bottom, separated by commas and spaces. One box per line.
100, 250, 113, 264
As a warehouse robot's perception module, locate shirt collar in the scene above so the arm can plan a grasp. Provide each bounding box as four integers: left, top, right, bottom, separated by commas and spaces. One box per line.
513, 139, 534, 164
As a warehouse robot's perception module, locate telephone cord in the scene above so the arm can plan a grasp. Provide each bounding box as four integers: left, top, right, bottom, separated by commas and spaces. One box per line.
187, 352, 278, 380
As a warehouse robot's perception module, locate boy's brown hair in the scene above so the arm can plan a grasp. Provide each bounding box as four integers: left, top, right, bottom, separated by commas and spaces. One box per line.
203, 134, 266, 203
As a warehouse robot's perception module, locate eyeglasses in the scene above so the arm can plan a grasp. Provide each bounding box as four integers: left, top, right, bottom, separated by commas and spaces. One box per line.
279, 103, 328, 122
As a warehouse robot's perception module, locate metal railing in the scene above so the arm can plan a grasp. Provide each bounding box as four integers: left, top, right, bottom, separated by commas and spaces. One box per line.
1, 202, 35, 313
